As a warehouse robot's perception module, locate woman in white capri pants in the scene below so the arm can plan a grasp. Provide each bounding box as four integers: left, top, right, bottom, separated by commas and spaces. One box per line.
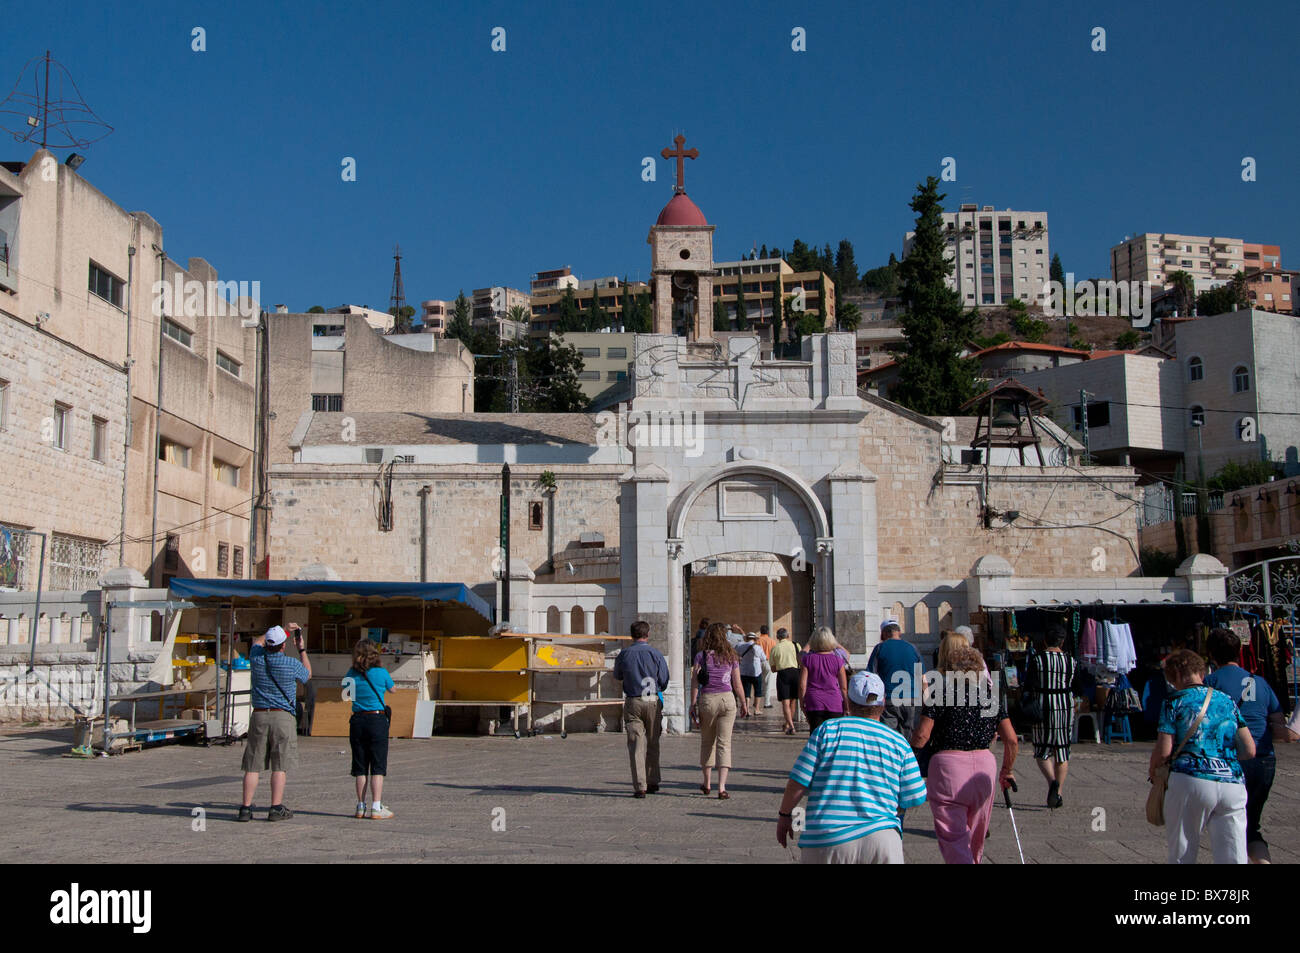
1149, 649, 1255, 864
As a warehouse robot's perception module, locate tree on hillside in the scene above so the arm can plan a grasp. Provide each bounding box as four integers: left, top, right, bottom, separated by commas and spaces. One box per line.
735, 276, 749, 330
835, 239, 859, 297
759, 244, 768, 259
556, 287, 583, 333
387, 304, 416, 333
447, 290, 473, 343
1050, 254, 1065, 287
1167, 270, 1195, 317
586, 284, 606, 331
307, 305, 325, 313
838, 301, 862, 332
861, 254, 900, 297
526, 339, 588, 412
889, 177, 979, 415
788, 239, 813, 272
1196, 271, 1249, 317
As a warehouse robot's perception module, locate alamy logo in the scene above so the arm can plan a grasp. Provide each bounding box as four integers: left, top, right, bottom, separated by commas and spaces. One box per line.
152, 275, 261, 319
594, 408, 704, 458
49, 883, 151, 933
1042, 273, 1153, 328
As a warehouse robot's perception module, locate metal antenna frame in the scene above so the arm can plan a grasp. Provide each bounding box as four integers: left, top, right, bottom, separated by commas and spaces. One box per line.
0, 51, 114, 150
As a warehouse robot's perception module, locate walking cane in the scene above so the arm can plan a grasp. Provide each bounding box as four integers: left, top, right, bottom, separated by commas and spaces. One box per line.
1003, 778, 1026, 864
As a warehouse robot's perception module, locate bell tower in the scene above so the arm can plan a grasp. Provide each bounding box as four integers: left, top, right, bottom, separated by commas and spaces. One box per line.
647, 135, 716, 341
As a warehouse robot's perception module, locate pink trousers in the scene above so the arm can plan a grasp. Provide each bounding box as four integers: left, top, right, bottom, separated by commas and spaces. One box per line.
928, 748, 997, 864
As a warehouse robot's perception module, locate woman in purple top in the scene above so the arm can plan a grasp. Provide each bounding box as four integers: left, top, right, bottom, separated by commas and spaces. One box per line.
691, 622, 749, 799
800, 626, 849, 733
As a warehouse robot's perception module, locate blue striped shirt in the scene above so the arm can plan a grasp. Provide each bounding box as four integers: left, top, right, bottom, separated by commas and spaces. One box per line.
249, 644, 310, 712
789, 716, 927, 848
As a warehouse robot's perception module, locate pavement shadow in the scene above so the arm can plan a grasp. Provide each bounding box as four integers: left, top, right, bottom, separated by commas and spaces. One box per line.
425, 781, 629, 800
65, 801, 354, 821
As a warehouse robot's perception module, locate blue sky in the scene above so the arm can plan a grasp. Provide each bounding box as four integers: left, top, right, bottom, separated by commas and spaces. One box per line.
4, 0, 1297, 311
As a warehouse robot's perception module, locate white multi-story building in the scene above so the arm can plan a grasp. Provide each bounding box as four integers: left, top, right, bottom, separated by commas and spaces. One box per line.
904, 203, 1050, 309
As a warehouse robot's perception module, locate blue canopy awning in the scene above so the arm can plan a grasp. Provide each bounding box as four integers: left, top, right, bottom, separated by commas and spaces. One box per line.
166, 578, 493, 622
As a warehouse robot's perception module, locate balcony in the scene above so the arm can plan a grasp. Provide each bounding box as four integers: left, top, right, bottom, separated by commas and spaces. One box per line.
0, 243, 13, 293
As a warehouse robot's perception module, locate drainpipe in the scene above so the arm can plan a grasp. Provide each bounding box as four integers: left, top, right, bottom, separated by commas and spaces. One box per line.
148, 244, 165, 584
118, 235, 136, 567
418, 484, 431, 581
248, 311, 265, 578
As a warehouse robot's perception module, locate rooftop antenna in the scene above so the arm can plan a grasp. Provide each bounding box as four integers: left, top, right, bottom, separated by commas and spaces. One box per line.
0, 51, 113, 151
388, 244, 407, 333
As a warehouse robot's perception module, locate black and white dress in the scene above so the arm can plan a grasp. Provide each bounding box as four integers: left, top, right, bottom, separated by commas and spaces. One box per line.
1027, 650, 1078, 762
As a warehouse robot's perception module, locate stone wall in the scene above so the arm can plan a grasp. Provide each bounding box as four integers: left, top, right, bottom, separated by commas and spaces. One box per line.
268, 463, 625, 583
861, 394, 1142, 582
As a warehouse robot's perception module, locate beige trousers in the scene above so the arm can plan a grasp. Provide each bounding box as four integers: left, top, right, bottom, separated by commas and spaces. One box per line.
800, 828, 904, 864
698, 692, 737, 768
622, 696, 662, 791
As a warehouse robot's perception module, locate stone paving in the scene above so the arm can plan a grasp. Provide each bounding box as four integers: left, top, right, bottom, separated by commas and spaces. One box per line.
1, 711, 1296, 864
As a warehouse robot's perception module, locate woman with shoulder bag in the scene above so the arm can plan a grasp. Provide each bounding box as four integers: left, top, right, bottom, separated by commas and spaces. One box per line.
346, 639, 396, 819
1148, 649, 1254, 864
691, 622, 748, 798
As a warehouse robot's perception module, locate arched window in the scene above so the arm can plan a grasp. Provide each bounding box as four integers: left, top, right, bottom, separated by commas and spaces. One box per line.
1187, 356, 1203, 382
1189, 406, 1205, 427
1232, 366, 1250, 393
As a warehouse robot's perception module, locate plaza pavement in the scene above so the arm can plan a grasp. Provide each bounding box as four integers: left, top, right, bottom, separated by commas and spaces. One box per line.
1, 711, 1295, 864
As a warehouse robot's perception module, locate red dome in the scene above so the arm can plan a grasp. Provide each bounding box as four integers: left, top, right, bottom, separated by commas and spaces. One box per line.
656, 192, 708, 227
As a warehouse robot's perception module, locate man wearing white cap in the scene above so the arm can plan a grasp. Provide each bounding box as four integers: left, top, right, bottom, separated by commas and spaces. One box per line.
238, 623, 311, 822
776, 670, 927, 863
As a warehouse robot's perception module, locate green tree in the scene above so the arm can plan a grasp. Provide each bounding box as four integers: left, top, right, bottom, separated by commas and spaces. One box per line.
838, 301, 862, 332
735, 276, 748, 330
861, 254, 900, 297
447, 290, 473, 343
759, 244, 768, 259
889, 177, 979, 415
834, 239, 859, 296
1114, 329, 1141, 350
586, 284, 605, 331
1050, 254, 1065, 287
1196, 271, 1249, 317
1012, 312, 1048, 343
620, 279, 632, 331
713, 299, 730, 332
556, 287, 582, 333
771, 281, 785, 345
1167, 270, 1195, 317
525, 339, 587, 412
387, 304, 416, 334
307, 305, 325, 314
972, 331, 1010, 349
629, 293, 653, 333
789, 239, 813, 272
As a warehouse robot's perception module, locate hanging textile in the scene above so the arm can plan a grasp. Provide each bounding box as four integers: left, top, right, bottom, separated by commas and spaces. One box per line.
1101, 620, 1136, 675
1254, 620, 1292, 713
1081, 617, 1099, 665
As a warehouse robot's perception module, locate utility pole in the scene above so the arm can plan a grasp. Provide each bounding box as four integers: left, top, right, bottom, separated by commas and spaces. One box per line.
509, 351, 519, 413
388, 244, 406, 333
499, 464, 511, 626
1079, 389, 1092, 465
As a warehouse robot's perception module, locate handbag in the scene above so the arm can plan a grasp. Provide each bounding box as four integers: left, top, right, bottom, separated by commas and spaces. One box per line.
1020, 653, 1045, 723
1146, 688, 1213, 826
357, 666, 392, 724
696, 650, 709, 687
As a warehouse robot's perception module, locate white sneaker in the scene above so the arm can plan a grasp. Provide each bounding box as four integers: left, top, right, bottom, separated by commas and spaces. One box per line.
354, 802, 366, 819
370, 804, 394, 820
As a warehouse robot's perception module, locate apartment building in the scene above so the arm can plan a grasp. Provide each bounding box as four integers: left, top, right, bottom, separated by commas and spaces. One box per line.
530, 266, 579, 295
1244, 269, 1297, 314
712, 257, 835, 334
1019, 309, 1300, 481
552, 331, 635, 403
0, 149, 259, 588
1110, 234, 1282, 293
326, 304, 393, 334
904, 204, 1050, 309
470, 286, 531, 341
265, 311, 476, 467
528, 279, 652, 339
419, 299, 450, 336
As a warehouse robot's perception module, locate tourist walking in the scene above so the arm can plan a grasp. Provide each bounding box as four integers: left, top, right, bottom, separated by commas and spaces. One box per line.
346, 638, 395, 819
799, 626, 849, 732
691, 622, 749, 798
771, 627, 801, 733
238, 624, 311, 822
1205, 627, 1283, 863
1024, 624, 1078, 808
867, 619, 922, 735
612, 620, 670, 797
1153, 649, 1254, 864
757, 625, 777, 709
691, 618, 709, 661
737, 632, 766, 717
911, 644, 1018, 864
777, 671, 927, 863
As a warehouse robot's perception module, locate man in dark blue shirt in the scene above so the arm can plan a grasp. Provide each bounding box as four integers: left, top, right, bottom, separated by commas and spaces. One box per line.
612, 620, 669, 797
867, 618, 923, 736
1206, 627, 1283, 863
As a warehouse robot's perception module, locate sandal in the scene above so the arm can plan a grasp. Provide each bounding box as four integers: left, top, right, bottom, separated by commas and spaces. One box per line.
718, 791, 730, 800
699, 784, 711, 796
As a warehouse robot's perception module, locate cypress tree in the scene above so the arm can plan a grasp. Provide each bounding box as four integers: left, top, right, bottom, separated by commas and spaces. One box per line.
890, 177, 979, 415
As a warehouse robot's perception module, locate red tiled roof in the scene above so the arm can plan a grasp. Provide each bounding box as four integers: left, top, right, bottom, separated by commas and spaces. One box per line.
971, 341, 1090, 358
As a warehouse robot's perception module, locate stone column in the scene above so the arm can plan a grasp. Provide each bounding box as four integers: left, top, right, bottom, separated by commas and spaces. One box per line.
1176, 554, 1228, 604
583, 608, 596, 636
652, 273, 673, 335
695, 273, 715, 343
829, 463, 877, 656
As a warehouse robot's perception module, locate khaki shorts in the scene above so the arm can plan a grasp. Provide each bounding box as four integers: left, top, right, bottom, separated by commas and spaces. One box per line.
241, 710, 298, 773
